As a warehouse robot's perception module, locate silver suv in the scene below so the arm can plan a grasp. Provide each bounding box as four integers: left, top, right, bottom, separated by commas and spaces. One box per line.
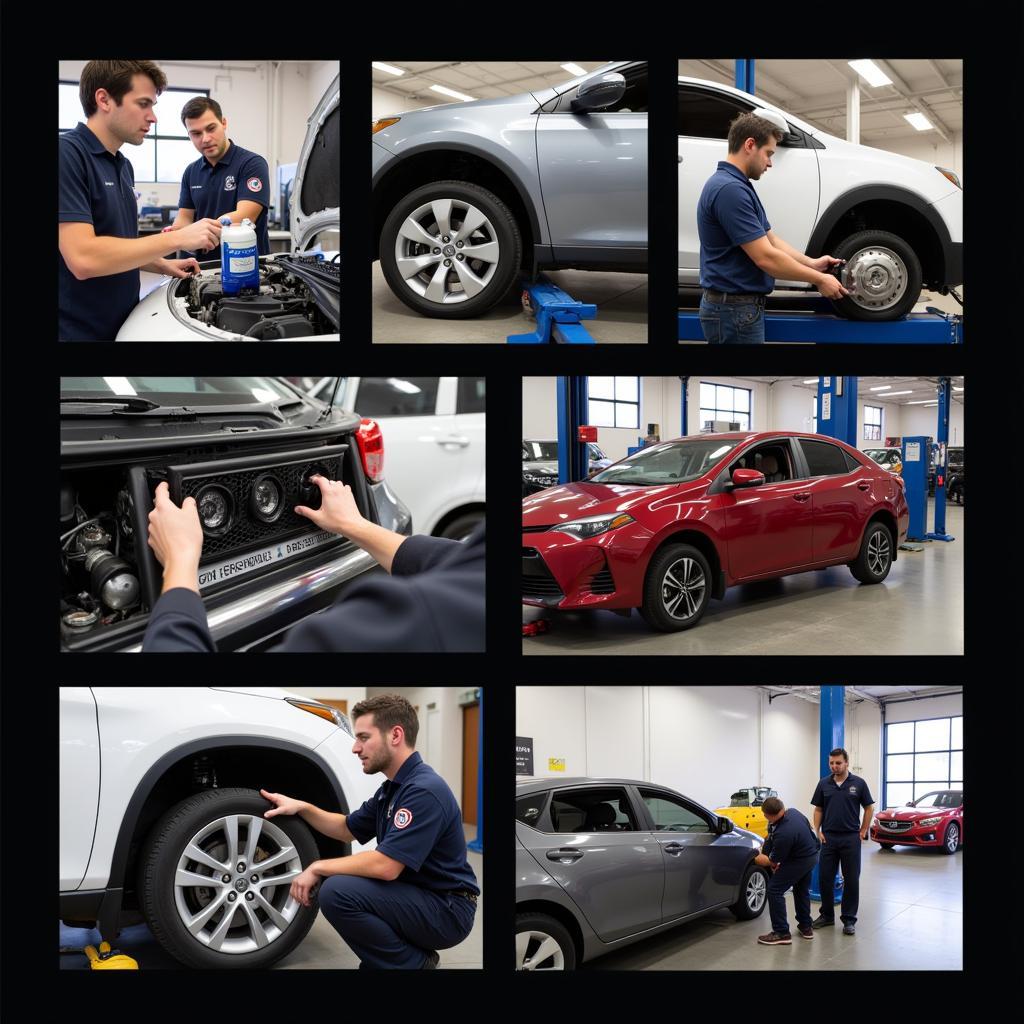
372, 61, 648, 318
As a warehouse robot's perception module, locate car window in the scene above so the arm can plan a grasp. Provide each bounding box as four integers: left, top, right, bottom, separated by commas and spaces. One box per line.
547, 788, 637, 833
591, 438, 740, 486
456, 377, 486, 415
60, 376, 300, 406
524, 441, 559, 460
354, 378, 439, 417
679, 86, 748, 139
728, 440, 798, 483
516, 792, 548, 828
843, 449, 862, 472
639, 789, 712, 833
799, 438, 852, 477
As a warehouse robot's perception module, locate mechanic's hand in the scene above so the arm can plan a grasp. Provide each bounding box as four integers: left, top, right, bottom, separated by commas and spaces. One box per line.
148, 482, 203, 592
860, 829, 869, 841
161, 257, 201, 278
290, 866, 319, 908
295, 475, 367, 538
754, 853, 772, 868
809, 254, 844, 273
818, 831, 827, 844
261, 789, 307, 818
176, 217, 222, 253
816, 272, 850, 300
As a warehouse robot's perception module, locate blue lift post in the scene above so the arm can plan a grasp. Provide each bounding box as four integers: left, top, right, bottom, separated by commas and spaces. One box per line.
555, 377, 590, 485
925, 377, 955, 542
810, 686, 846, 902
508, 275, 598, 344
468, 688, 483, 854
815, 377, 858, 445
680, 376, 689, 437
902, 435, 930, 541
735, 59, 755, 95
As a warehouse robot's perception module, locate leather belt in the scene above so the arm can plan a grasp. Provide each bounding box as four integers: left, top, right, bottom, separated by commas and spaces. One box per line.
452, 890, 479, 904
703, 289, 767, 304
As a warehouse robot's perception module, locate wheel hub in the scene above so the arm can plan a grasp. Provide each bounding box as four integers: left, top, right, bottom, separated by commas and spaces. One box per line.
842, 246, 907, 311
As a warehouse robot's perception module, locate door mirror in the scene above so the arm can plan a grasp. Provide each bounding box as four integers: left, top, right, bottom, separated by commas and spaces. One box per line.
717, 816, 735, 835
571, 72, 626, 112
728, 468, 765, 490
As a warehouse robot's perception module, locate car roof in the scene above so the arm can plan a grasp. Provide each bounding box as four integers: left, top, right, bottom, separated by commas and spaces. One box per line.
664, 430, 858, 446
677, 76, 821, 138
516, 775, 682, 794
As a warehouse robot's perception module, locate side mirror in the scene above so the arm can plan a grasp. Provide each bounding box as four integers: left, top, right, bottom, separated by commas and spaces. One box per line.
717, 816, 734, 835
727, 468, 765, 490
571, 72, 626, 112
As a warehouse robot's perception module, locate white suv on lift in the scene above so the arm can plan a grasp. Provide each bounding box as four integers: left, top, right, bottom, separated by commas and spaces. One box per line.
60, 687, 377, 969
678, 77, 963, 320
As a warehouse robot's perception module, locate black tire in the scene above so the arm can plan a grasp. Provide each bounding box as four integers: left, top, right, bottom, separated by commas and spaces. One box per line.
828, 229, 923, 321
878, 843, 895, 850
941, 822, 960, 855
515, 912, 576, 970
640, 543, 712, 631
437, 511, 484, 541
139, 788, 320, 969
380, 180, 522, 319
729, 863, 769, 920
848, 521, 894, 584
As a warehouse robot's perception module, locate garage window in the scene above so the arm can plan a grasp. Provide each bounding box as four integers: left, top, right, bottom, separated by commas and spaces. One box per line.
700, 382, 750, 431
355, 378, 439, 417
864, 405, 883, 441
811, 396, 817, 433
588, 377, 639, 429
547, 788, 638, 833
884, 715, 963, 807
639, 790, 711, 833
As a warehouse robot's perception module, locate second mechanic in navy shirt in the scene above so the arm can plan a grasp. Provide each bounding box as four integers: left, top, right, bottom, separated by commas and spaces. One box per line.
261, 694, 478, 968
172, 97, 271, 257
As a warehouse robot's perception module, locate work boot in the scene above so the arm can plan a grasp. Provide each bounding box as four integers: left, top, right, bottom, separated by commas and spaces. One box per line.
420, 950, 440, 969
842, 923, 856, 936
798, 924, 814, 939
757, 931, 792, 945
811, 914, 835, 929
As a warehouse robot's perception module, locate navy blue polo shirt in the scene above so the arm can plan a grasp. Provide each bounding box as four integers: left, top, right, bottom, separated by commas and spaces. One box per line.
697, 160, 773, 294
762, 808, 819, 863
811, 773, 874, 834
346, 752, 479, 896
178, 140, 270, 255
58, 122, 141, 341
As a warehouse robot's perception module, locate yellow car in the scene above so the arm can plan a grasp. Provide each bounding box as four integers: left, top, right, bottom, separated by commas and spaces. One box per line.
714, 787, 779, 838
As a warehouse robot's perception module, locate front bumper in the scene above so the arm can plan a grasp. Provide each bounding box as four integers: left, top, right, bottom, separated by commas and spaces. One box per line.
870, 822, 946, 847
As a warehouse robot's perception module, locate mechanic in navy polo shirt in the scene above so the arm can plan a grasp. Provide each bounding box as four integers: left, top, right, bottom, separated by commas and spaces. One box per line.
696, 110, 848, 343
810, 747, 875, 935
171, 97, 271, 258
261, 694, 479, 969
59, 60, 224, 341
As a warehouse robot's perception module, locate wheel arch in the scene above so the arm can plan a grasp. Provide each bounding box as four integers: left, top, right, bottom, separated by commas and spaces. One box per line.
432, 501, 486, 538
516, 898, 586, 964
644, 526, 727, 599
864, 509, 899, 563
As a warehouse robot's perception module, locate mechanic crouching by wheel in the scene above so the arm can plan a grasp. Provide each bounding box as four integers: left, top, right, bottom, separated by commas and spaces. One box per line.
697, 111, 849, 343
753, 796, 820, 945
141, 475, 484, 652
262, 694, 478, 968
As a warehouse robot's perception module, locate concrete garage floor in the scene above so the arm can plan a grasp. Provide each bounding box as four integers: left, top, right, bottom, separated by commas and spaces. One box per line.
373, 262, 647, 343
524, 500, 963, 656
60, 829, 482, 970
583, 842, 962, 971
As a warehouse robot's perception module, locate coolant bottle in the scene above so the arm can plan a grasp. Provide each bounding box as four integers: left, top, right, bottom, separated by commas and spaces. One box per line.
220, 217, 260, 295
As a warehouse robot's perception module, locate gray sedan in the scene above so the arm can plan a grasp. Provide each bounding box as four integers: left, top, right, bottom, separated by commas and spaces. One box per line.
516, 776, 768, 969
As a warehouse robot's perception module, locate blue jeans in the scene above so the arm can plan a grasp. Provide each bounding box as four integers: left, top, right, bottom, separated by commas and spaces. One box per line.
818, 832, 863, 924
699, 294, 765, 344
766, 854, 817, 935
318, 875, 476, 969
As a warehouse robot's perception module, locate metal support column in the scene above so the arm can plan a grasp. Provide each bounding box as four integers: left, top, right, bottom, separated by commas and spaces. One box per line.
810, 686, 846, 902
815, 377, 858, 446
925, 377, 955, 542
735, 59, 756, 95
556, 376, 590, 485
679, 376, 689, 437
902, 435, 929, 541
468, 688, 483, 854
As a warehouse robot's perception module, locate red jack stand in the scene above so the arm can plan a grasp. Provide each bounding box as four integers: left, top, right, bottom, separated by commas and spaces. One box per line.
522, 619, 550, 637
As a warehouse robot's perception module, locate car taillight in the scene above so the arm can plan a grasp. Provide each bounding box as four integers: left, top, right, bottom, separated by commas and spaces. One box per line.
356, 418, 385, 483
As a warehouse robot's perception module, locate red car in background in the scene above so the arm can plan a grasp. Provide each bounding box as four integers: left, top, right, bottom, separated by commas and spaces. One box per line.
870, 790, 963, 853
522, 431, 909, 631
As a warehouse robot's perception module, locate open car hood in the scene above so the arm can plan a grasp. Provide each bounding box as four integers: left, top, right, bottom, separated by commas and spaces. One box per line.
291, 73, 339, 250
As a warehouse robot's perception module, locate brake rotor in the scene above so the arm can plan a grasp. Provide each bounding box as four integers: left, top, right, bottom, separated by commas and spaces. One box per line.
840, 246, 907, 311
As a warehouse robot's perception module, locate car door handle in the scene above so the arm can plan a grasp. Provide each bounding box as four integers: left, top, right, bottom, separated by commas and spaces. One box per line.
663, 843, 685, 856
793, 492, 811, 502
857, 481, 870, 491
436, 435, 470, 448
546, 848, 584, 863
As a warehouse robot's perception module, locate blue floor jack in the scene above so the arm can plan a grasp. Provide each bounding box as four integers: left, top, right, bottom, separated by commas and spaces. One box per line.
508, 275, 598, 344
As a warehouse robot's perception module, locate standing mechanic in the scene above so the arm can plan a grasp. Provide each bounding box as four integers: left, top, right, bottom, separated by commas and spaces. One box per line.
810, 748, 875, 935
172, 97, 271, 257
141, 474, 484, 652
696, 110, 849, 343
753, 796, 820, 946
261, 694, 479, 969
59, 60, 223, 341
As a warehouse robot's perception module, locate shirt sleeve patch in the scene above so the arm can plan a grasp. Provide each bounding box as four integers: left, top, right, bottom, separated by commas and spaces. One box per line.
246, 176, 263, 193
393, 807, 413, 829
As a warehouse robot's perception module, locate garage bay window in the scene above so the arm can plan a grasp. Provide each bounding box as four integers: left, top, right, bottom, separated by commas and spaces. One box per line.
864, 404, 883, 442
700, 383, 750, 432
884, 715, 962, 807
588, 377, 639, 430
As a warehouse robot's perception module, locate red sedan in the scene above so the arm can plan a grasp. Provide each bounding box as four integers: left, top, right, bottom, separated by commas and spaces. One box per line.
870, 790, 963, 853
522, 431, 909, 631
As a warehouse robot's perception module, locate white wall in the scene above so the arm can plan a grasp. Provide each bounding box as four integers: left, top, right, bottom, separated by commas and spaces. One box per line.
900, 404, 965, 447
883, 692, 962, 725
373, 86, 438, 119
284, 686, 366, 707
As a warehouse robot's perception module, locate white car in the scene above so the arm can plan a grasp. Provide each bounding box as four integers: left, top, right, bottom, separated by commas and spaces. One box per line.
308, 377, 486, 539
678, 77, 963, 320
60, 687, 377, 969
117, 76, 339, 341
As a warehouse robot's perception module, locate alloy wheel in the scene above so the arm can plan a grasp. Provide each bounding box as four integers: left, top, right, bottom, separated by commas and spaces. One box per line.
842, 246, 908, 312
946, 824, 959, 853
516, 929, 566, 970
747, 870, 767, 912
662, 557, 706, 619
867, 530, 891, 576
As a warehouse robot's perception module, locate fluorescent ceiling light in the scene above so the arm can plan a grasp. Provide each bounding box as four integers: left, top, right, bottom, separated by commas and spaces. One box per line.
905, 399, 937, 405
869, 385, 891, 391
883, 390, 914, 396
848, 59, 892, 88
561, 63, 587, 76
371, 61, 405, 77
431, 84, 475, 102
904, 112, 933, 131
953, 386, 964, 392
802, 379, 819, 384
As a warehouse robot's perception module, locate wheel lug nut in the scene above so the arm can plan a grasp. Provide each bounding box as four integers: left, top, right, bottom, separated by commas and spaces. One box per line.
457, 254, 465, 261
455, 240, 464, 248
237, 863, 246, 872
227, 892, 237, 902
443, 259, 452, 267
442, 235, 450, 243
250, 875, 259, 883
245, 891, 255, 901
222, 874, 231, 883
433, 248, 441, 255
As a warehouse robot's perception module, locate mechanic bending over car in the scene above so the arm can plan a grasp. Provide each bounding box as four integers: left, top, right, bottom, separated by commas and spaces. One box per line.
59, 60, 225, 341
696, 110, 849, 343
141, 475, 485, 652
171, 96, 271, 258
261, 694, 478, 969
752, 796, 821, 946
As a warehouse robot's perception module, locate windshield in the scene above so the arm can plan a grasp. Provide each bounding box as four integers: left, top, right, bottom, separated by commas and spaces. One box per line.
911, 791, 961, 809
524, 441, 559, 460
60, 377, 303, 407
590, 438, 741, 486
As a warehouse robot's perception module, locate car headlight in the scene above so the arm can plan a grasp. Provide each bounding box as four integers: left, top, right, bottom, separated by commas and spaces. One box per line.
250, 473, 284, 523
195, 484, 234, 535
372, 117, 400, 134
550, 513, 634, 539
916, 816, 942, 827
286, 698, 353, 737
